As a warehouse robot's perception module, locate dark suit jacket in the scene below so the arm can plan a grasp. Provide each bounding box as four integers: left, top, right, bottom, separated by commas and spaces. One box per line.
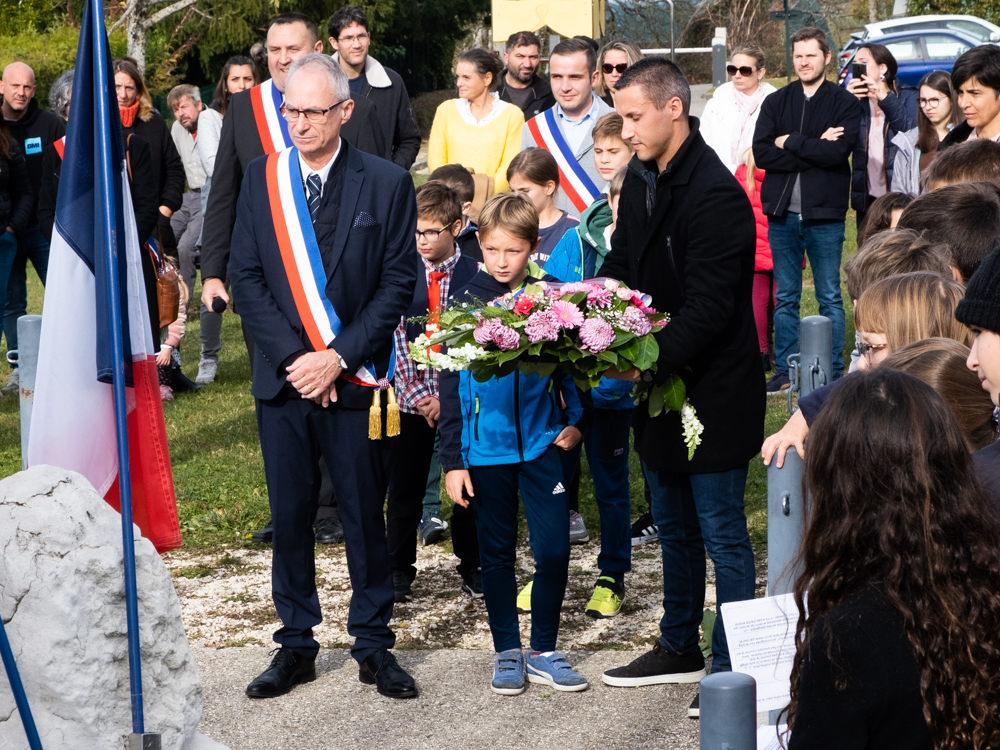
229, 142, 418, 407
201, 86, 392, 284
601, 117, 765, 474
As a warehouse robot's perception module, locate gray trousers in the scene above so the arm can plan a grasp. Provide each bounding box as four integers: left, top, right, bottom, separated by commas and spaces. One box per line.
171, 191, 223, 363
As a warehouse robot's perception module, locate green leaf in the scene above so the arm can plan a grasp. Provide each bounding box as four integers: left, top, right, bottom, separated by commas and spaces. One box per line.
633, 335, 660, 372
528, 341, 545, 356
520, 362, 557, 378
496, 346, 526, 366
661, 375, 686, 412
648, 386, 665, 418
597, 350, 619, 365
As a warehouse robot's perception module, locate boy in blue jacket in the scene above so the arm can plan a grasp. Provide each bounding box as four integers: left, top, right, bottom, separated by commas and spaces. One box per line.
438, 193, 587, 695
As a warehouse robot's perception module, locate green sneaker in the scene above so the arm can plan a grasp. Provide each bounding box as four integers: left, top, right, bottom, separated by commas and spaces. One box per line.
516, 579, 533, 614
585, 576, 625, 619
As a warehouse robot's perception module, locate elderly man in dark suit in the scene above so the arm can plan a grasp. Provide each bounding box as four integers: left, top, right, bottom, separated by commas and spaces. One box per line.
230, 53, 418, 700
596, 58, 764, 718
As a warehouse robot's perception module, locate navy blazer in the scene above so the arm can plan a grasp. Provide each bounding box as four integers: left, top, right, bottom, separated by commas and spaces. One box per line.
230, 142, 418, 407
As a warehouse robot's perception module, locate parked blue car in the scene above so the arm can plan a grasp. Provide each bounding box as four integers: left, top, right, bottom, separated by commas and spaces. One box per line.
840, 29, 979, 88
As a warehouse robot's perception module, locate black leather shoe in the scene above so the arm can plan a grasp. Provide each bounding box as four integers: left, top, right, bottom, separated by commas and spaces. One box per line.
250, 520, 273, 544
245, 648, 316, 699
315, 515, 345, 544
359, 649, 418, 699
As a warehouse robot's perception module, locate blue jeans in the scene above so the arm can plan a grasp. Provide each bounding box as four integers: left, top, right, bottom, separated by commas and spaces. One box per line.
645, 465, 755, 673
767, 213, 845, 376
2, 225, 49, 359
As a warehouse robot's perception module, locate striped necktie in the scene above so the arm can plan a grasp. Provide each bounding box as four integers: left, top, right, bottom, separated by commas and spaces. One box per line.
306, 173, 322, 224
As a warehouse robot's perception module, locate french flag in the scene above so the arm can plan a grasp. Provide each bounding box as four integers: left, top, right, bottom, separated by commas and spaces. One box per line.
27, 0, 181, 553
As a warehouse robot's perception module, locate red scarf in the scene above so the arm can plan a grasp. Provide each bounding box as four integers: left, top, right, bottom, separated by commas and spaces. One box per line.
120, 101, 139, 128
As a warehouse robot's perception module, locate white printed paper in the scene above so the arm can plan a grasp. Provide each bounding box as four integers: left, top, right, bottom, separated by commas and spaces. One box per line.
757, 724, 790, 750
721, 593, 799, 712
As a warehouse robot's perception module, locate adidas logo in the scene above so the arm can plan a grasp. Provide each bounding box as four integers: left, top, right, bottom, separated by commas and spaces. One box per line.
552, 482, 566, 495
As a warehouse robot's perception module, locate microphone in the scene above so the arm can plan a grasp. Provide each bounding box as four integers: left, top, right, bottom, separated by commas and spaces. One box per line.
211, 297, 228, 314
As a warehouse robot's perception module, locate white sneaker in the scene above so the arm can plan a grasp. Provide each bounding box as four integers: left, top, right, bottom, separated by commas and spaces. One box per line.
1, 368, 18, 395
196, 359, 218, 384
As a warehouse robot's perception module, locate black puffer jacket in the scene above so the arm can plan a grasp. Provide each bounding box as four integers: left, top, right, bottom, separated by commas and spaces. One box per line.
0, 139, 32, 236
122, 110, 185, 213
850, 86, 918, 212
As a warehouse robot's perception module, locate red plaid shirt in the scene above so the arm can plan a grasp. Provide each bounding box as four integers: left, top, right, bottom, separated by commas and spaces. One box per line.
393, 248, 463, 414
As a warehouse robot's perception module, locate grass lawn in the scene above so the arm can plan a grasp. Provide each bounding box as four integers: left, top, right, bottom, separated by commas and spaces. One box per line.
0, 206, 858, 554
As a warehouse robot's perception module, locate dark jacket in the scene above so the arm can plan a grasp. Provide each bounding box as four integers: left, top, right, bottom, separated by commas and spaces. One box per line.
0, 140, 32, 236
37, 134, 162, 337
753, 79, 863, 221
403, 251, 479, 342
497, 72, 556, 120
600, 118, 765, 473
229, 143, 418, 406
938, 119, 974, 152
850, 86, 918, 212
2, 98, 65, 225
122, 111, 185, 214
345, 93, 388, 161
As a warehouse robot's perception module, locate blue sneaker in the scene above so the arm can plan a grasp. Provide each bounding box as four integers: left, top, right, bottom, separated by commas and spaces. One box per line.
491, 648, 526, 695
418, 512, 448, 546
526, 651, 589, 692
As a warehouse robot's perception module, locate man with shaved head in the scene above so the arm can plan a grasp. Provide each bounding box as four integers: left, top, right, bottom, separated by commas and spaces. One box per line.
0, 61, 65, 394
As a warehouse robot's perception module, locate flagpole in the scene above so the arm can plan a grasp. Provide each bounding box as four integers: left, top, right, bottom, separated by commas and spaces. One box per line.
91, 0, 146, 736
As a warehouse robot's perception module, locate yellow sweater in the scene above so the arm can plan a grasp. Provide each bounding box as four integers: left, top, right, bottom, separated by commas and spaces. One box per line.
427, 99, 525, 194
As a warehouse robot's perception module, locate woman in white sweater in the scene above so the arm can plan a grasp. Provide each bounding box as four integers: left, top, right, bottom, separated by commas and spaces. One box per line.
700, 45, 777, 174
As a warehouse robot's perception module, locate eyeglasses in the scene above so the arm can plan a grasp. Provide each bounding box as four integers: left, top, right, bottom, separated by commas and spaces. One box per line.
602, 63, 628, 75
280, 100, 347, 123
919, 96, 943, 109
338, 31, 369, 43
727, 65, 756, 77
858, 341, 888, 359
415, 226, 449, 241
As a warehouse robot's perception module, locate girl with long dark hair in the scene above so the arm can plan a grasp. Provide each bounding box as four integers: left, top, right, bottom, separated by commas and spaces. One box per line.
785, 369, 1000, 749
891, 70, 963, 194
210, 55, 260, 116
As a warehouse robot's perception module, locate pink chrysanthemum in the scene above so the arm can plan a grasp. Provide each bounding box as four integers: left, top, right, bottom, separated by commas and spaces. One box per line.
621, 306, 652, 336
525, 310, 561, 342
616, 287, 634, 301
492, 324, 522, 350
473, 317, 502, 345
587, 288, 612, 309
578, 318, 615, 352
551, 300, 585, 329
559, 281, 598, 296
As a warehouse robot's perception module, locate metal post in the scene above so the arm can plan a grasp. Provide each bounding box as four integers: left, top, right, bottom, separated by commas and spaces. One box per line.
699, 672, 756, 750
16, 315, 42, 470
0, 617, 45, 750
787, 315, 831, 413
767, 450, 805, 598
783, 0, 792, 83
712, 27, 727, 88
666, 0, 675, 62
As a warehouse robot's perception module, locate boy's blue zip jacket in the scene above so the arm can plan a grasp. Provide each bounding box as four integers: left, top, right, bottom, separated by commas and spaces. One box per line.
438, 270, 584, 472
543, 197, 634, 411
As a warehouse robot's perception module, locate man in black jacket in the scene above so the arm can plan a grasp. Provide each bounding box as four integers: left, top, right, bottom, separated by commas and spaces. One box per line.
597, 58, 764, 718
753, 26, 862, 392
329, 6, 421, 170
0, 62, 65, 394
497, 31, 556, 120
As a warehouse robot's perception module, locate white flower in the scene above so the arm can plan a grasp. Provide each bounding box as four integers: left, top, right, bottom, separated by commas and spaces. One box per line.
681, 399, 704, 460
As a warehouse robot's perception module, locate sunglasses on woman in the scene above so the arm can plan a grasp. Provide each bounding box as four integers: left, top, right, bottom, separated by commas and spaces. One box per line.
602, 63, 629, 75
727, 65, 756, 77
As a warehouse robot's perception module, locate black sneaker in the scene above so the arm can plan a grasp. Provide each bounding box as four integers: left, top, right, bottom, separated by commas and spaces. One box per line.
688, 691, 700, 718
765, 371, 790, 395
250, 520, 273, 544
630, 511, 658, 547
392, 570, 413, 602
601, 642, 706, 687
461, 567, 484, 599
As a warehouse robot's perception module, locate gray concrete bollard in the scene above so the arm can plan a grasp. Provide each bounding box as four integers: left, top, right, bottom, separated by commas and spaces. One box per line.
767, 449, 805, 597
712, 28, 727, 88
700, 671, 757, 750
788, 315, 832, 412
16, 315, 42, 471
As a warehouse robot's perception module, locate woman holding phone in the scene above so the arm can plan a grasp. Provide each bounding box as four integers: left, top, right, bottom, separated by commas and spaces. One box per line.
848, 43, 918, 228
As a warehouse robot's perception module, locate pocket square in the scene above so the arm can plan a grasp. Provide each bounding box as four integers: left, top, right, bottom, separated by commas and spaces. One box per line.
353, 211, 377, 229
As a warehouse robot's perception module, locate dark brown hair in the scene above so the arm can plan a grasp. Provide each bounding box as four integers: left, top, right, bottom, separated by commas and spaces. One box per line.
551, 37, 598, 75
416, 181, 463, 227
922, 140, 1000, 192
791, 26, 829, 57
507, 147, 559, 189
856, 192, 914, 249
787, 368, 1000, 750
505, 31, 541, 52
428, 164, 475, 204
457, 48, 503, 90
897, 182, 1000, 281
272, 11, 319, 45
882, 338, 997, 452
844, 229, 951, 302
916, 70, 961, 154
858, 42, 898, 89
211, 55, 260, 116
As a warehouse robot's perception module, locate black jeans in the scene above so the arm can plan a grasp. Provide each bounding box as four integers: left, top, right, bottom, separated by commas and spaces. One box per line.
386, 411, 480, 576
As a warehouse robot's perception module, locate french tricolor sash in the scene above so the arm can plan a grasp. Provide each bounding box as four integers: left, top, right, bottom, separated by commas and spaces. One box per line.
53, 136, 66, 159
250, 80, 293, 155
264, 148, 394, 390
527, 109, 602, 213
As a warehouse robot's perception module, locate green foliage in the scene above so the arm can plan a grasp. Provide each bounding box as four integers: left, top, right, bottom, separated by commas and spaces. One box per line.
907, 0, 998, 24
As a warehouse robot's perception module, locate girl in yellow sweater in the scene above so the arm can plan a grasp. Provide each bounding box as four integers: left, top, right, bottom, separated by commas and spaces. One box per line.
428, 49, 525, 194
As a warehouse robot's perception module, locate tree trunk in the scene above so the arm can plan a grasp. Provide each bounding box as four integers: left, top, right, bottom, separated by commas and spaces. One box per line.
126, 0, 149, 74
868, 0, 878, 23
